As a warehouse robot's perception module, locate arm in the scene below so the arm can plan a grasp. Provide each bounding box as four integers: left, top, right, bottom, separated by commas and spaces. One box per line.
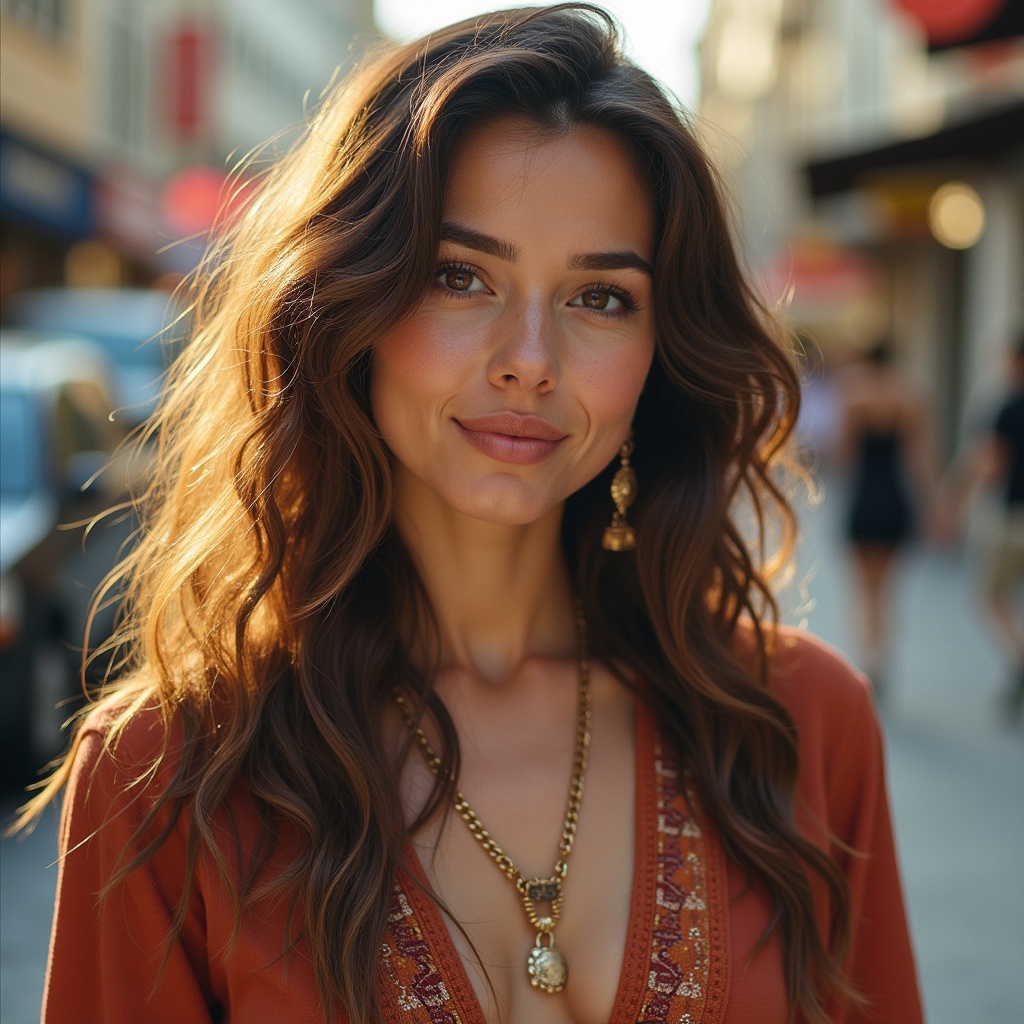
931, 433, 1007, 543
903, 393, 943, 507
43, 724, 217, 1024
829, 369, 861, 471
823, 674, 924, 1024
771, 633, 924, 1023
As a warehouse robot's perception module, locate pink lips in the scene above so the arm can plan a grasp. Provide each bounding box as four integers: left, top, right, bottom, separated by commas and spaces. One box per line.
454, 413, 567, 465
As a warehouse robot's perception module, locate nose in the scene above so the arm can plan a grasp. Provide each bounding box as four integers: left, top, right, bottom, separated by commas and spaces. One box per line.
487, 298, 560, 393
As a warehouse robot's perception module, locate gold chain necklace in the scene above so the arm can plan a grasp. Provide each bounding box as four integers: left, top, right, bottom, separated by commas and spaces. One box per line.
394, 601, 591, 995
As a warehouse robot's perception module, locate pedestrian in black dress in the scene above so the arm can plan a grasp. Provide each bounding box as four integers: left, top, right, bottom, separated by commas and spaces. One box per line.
837, 339, 940, 693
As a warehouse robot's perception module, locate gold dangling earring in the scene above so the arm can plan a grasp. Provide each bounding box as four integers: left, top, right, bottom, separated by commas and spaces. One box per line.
602, 431, 637, 551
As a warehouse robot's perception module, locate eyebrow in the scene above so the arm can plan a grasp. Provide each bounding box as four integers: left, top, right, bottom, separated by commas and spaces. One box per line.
440, 222, 519, 263
567, 250, 654, 277
440, 221, 654, 277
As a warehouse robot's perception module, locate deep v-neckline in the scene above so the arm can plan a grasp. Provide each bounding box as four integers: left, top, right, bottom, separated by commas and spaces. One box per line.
383, 700, 719, 1024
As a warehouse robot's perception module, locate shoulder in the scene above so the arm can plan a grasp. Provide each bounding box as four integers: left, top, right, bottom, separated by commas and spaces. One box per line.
766, 627, 878, 761
733, 622, 881, 774
734, 622, 872, 729
80, 691, 173, 750
766, 627, 873, 725
735, 623, 881, 793
63, 691, 187, 835
64, 688, 279, 868
75, 691, 177, 771
762, 628, 887, 836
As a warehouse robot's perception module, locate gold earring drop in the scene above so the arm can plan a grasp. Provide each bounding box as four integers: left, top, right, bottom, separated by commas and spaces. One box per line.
602, 431, 637, 551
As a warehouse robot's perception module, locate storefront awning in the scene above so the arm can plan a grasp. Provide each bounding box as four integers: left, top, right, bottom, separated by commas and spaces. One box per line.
805, 101, 1024, 198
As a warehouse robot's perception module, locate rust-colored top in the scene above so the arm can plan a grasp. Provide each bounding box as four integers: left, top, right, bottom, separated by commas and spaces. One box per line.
43, 631, 924, 1023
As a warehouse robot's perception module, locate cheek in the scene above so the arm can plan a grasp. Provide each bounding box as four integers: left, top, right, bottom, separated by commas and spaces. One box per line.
371, 320, 442, 427
578, 337, 656, 425
567, 339, 654, 495
371, 312, 484, 417
370, 326, 423, 446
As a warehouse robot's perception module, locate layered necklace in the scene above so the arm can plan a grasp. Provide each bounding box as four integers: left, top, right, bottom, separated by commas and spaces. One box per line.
395, 600, 592, 995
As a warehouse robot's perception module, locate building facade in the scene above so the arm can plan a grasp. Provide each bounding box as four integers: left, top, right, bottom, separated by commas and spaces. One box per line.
699, 0, 1024, 452
1, 0, 376, 294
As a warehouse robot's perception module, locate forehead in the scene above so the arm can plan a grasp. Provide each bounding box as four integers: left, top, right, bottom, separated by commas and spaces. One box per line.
442, 117, 655, 259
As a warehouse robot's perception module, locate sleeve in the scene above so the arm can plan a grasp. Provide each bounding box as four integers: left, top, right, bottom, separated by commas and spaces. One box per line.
42, 723, 218, 1024
819, 671, 925, 1024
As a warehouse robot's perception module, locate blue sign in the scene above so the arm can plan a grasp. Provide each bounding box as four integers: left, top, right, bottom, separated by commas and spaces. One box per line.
0, 131, 94, 238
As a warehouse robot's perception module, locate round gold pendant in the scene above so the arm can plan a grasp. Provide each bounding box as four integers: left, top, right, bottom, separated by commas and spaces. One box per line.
527, 941, 568, 994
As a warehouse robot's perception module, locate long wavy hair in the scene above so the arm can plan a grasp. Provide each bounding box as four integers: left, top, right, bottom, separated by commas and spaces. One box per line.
23, 6, 856, 1023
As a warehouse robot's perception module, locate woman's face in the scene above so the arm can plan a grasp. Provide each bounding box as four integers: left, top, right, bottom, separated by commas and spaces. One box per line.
371, 117, 657, 528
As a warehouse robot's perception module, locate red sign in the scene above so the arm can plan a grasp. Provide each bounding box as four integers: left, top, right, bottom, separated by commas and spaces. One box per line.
891, 0, 1010, 46
167, 24, 213, 140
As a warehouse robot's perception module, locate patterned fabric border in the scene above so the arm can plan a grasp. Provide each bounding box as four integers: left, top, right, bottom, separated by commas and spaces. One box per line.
635, 732, 711, 1023
379, 885, 464, 1023
376, 711, 716, 1024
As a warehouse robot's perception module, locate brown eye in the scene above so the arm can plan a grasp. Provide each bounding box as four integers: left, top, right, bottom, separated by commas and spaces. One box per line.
571, 285, 632, 313
445, 269, 473, 291
436, 263, 484, 294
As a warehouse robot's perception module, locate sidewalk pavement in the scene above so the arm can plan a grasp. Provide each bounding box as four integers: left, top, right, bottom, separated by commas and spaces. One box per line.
2, 474, 1022, 1023
790, 474, 1024, 1024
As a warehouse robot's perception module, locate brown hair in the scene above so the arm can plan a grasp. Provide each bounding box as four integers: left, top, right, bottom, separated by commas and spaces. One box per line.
22, 6, 855, 1022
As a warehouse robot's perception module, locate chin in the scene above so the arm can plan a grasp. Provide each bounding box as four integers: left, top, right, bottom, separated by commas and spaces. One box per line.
448, 482, 562, 528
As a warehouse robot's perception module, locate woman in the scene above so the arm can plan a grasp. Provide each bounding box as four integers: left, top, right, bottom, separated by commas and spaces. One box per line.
837, 339, 939, 692
24, 6, 922, 1023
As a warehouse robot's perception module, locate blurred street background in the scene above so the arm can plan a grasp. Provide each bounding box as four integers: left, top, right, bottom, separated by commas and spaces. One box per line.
1, 0, 1022, 1022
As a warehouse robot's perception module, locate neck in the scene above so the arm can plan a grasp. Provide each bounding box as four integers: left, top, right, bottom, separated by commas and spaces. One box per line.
392, 472, 576, 685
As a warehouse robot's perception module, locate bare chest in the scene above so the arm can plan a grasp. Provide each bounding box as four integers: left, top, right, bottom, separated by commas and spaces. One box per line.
403, 669, 637, 1024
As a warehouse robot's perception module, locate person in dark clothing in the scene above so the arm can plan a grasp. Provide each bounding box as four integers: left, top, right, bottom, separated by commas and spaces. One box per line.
937, 336, 1024, 717
994, 385, 1024, 509
837, 340, 940, 692
847, 431, 914, 547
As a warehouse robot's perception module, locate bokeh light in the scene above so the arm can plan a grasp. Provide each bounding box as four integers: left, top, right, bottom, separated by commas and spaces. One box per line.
927, 181, 986, 249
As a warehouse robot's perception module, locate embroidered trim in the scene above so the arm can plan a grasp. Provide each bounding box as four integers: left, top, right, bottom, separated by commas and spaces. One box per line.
379, 885, 464, 1023
635, 732, 711, 1023
377, 714, 715, 1024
